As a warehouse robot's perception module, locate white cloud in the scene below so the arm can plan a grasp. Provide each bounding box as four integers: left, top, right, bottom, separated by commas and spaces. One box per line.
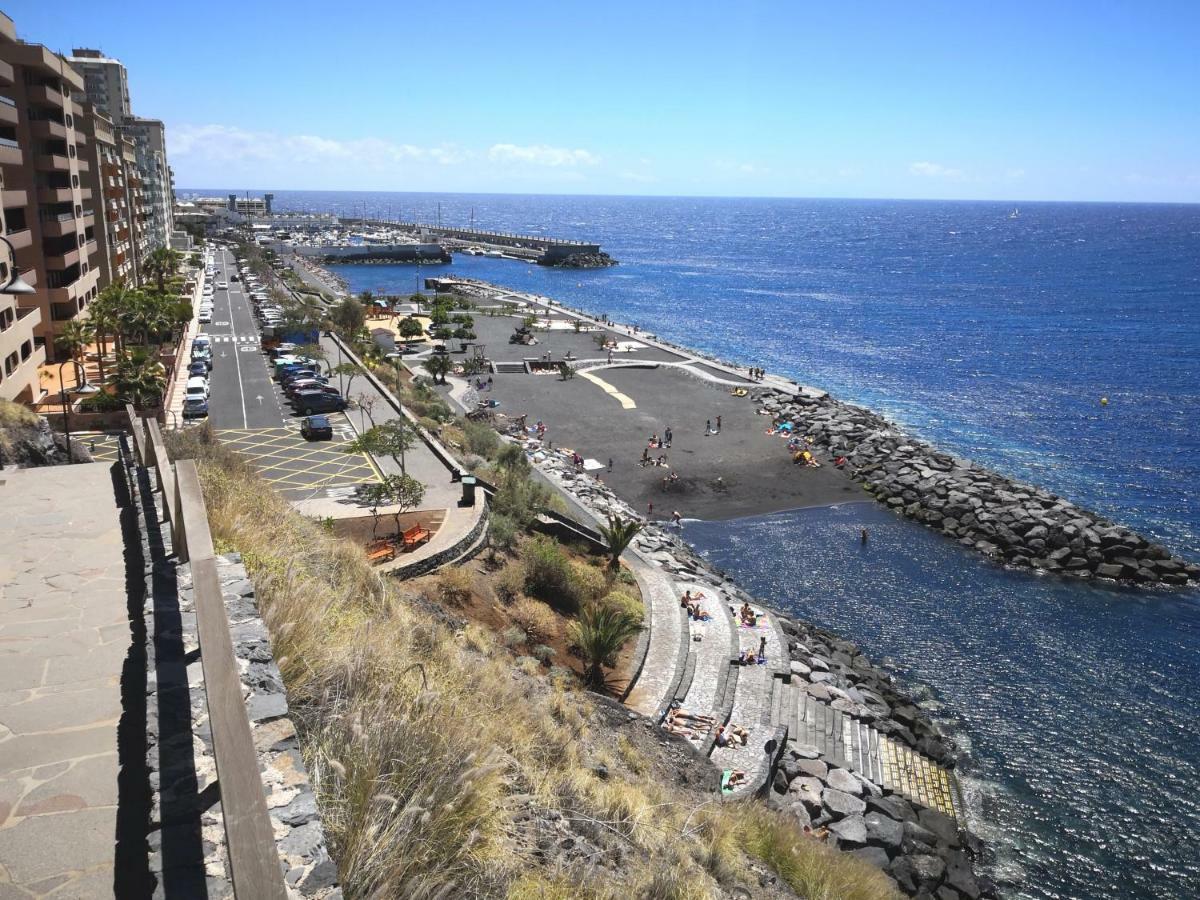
170, 124, 469, 169
714, 159, 769, 176
909, 161, 965, 179
487, 143, 599, 167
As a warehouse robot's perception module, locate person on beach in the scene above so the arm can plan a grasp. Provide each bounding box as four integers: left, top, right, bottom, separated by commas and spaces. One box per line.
647, 501, 654, 518
664, 426, 673, 448
705, 419, 713, 435
758, 635, 767, 662
672, 510, 683, 527
608, 458, 613, 473
716, 415, 722, 433
608, 350, 614, 364
641, 446, 650, 466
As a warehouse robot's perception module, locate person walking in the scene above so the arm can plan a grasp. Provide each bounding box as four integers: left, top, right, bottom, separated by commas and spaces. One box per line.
608, 457, 614, 472
647, 501, 654, 519
664, 426, 673, 448
705, 419, 712, 436
672, 510, 682, 527
715, 415, 722, 433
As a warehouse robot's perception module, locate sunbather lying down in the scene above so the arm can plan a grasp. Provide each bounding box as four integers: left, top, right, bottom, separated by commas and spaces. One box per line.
721, 769, 749, 792
714, 723, 751, 748
664, 709, 715, 738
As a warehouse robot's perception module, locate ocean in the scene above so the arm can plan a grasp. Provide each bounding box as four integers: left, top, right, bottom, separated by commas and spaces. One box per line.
203, 191, 1200, 898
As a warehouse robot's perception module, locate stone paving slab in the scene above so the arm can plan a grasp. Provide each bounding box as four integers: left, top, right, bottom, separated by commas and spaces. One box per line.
0, 463, 130, 897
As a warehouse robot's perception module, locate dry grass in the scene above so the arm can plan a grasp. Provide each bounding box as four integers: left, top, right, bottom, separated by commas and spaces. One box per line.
509, 597, 557, 642
166, 427, 900, 900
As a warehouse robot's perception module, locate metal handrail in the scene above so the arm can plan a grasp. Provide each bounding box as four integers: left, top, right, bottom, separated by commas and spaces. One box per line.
127, 409, 288, 899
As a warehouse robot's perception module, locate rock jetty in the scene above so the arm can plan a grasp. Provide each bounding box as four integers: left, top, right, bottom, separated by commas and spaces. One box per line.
546, 251, 617, 268
759, 388, 1199, 587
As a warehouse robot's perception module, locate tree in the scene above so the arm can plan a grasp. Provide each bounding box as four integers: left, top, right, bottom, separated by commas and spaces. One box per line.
358, 481, 390, 540
424, 354, 453, 384
330, 362, 360, 396
559, 362, 576, 381
143, 247, 181, 294
341, 420, 417, 475
330, 297, 366, 337
429, 305, 450, 327
296, 343, 327, 371
569, 602, 643, 689
379, 473, 425, 538
453, 326, 476, 352
398, 317, 424, 340
55, 319, 94, 368
112, 349, 166, 408
431, 325, 453, 342
597, 515, 642, 571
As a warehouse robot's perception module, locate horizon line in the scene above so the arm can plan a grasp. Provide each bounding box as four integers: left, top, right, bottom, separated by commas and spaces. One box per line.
174, 188, 1200, 207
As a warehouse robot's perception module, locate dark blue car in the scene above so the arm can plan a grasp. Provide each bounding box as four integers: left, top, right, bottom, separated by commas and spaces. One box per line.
293, 391, 347, 416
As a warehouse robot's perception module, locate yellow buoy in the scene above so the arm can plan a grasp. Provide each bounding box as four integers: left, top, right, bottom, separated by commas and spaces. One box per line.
1100, 397, 1109, 406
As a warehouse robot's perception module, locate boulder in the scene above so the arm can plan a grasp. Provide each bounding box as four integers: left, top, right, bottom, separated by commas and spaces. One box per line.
821, 788, 867, 819
825, 767, 863, 796
787, 776, 825, 814
890, 854, 947, 894
794, 758, 828, 781
848, 845, 891, 871
863, 811, 904, 849
902, 819, 939, 849
829, 814, 868, 848
917, 807, 960, 847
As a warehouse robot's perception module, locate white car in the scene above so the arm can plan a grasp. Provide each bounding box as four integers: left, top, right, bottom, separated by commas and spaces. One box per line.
216, 281, 229, 290
185, 376, 210, 400
198, 310, 212, 324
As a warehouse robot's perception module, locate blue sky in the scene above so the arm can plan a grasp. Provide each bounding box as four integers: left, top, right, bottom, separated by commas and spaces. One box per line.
9, 0, 1199, 201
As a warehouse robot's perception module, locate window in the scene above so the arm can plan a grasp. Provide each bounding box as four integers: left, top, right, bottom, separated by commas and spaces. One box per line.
4, 351, 17, 376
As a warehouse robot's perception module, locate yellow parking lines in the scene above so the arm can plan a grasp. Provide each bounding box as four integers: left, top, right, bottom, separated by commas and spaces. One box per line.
578, 370, 637, 409
215, 427, 379, 491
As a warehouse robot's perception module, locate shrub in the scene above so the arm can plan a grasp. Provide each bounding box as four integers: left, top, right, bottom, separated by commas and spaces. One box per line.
601, 590, 643, 622
531, 644, 556, 665
435, 567, 473, 606
501, 625, 527, 648
521, 537, 575, 610
418, 416, 441, 435
463, 420, 500, 458
495, 562, 525, 604
510, 597, 557, 642
488, 513, 518, 553
569, 602, 644, 687
568, 562, 608, 606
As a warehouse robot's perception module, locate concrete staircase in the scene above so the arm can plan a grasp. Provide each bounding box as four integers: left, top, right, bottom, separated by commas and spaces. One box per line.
772, 677, 961, 821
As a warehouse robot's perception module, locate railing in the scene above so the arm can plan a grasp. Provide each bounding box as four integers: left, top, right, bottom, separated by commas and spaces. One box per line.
127, 408, 288, 899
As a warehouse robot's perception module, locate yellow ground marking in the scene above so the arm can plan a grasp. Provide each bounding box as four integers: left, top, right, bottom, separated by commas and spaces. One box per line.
72, 432, 121, 462
878, 735, 958, 821
578, 370, 637, 409
215, 428, 379, 490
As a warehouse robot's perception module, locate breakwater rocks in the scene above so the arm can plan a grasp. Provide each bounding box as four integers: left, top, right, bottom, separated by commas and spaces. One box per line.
532, 451, 988, 897
544, 251, 617, 268
760, 389, 1199, 587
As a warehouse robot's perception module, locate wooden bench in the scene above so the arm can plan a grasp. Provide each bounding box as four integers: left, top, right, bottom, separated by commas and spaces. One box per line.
401, 524, 431, 550
366, 539, 395, 564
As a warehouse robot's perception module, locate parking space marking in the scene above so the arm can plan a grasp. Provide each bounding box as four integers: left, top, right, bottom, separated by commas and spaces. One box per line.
216, 427, 380, 491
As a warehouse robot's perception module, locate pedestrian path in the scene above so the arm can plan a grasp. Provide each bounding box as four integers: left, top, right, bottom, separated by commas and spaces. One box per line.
0, 462, 132, 896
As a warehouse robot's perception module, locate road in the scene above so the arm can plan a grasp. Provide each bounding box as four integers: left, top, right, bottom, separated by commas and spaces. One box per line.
201, 247, 286, 430
195, 246, 379, 502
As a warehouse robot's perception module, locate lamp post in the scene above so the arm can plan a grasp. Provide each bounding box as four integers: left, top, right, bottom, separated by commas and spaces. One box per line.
56, 359, 99, 463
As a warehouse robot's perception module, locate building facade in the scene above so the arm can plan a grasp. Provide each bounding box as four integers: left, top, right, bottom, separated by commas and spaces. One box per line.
65, 48, 130, 124
0, 17, 102, 369
118, 117, 171, 250
76, 103, 139, 288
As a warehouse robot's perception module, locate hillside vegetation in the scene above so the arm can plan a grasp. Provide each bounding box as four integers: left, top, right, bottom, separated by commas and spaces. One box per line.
166, 427, 897, 900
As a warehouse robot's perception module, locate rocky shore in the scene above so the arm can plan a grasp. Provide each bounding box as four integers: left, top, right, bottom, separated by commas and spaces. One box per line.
533, 450, 994, 898
757, 389, 1198, 587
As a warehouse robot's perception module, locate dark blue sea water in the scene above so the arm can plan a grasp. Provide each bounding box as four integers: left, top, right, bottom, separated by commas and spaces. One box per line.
204, 191, 1200, 898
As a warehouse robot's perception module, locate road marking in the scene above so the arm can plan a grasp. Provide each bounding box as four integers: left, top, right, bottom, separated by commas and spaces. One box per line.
578, 370, 637, 409
227, 263, 249, 428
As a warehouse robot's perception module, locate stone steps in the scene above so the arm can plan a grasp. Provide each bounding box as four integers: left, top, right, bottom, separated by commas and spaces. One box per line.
774, 681, 961, 821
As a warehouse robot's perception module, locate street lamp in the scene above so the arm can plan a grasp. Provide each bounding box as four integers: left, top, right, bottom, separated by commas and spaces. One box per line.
57, 358, 100, 463
0, 235, 36, 295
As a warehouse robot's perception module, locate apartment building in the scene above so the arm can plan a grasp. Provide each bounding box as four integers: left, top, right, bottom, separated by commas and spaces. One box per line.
0, 16, 42, 401
76, 102, 139, 288
0, 15, 101, 368
65, 48, 130, 124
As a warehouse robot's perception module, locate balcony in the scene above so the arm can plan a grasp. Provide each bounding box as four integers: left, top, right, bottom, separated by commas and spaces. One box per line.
45, 246, 81, 269
35, 153, 70, 172
84, 239, 98, 259
37, 185, 74, 204
27, 82, 65, 110
1, 187, 27, 208
0, 95, 16, 126
0, 60, 13, 87
106, 208, 119, 223
30, 119, 68, 141
5, 228, 31, 250
81, 208, 96, 225
75, 158, 90, 173
79, 187, 93, 201
0, 139, 21, 167
39, 213, 77, 237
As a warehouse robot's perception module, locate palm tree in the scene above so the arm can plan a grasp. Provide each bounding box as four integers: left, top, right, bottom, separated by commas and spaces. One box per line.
113, 348, 166, 408
424, 354, 453, 384
597, 515, 642, 571
87, 289, 123, 381
55, 319, 95, 371
143, 247, 181, 294
569, 602, 644, 689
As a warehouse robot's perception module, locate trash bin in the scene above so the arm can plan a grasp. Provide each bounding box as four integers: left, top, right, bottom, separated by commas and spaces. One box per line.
460, 475, 477, 507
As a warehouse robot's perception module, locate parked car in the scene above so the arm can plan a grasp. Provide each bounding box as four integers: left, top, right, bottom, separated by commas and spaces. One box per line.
279, 369, 320, 386
185, 376, 210, 400
299, 415, 334, 441
191, 346, 213, 368
293, 391, 347, 415
187, 361, 209, 378
182, 397, 209, 419
198, 310, 212, 324
286, 381, 337, 400
216, 281, 228, 290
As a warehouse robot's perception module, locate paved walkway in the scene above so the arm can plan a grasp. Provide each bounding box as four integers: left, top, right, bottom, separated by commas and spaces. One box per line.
0, 462, 131, 897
